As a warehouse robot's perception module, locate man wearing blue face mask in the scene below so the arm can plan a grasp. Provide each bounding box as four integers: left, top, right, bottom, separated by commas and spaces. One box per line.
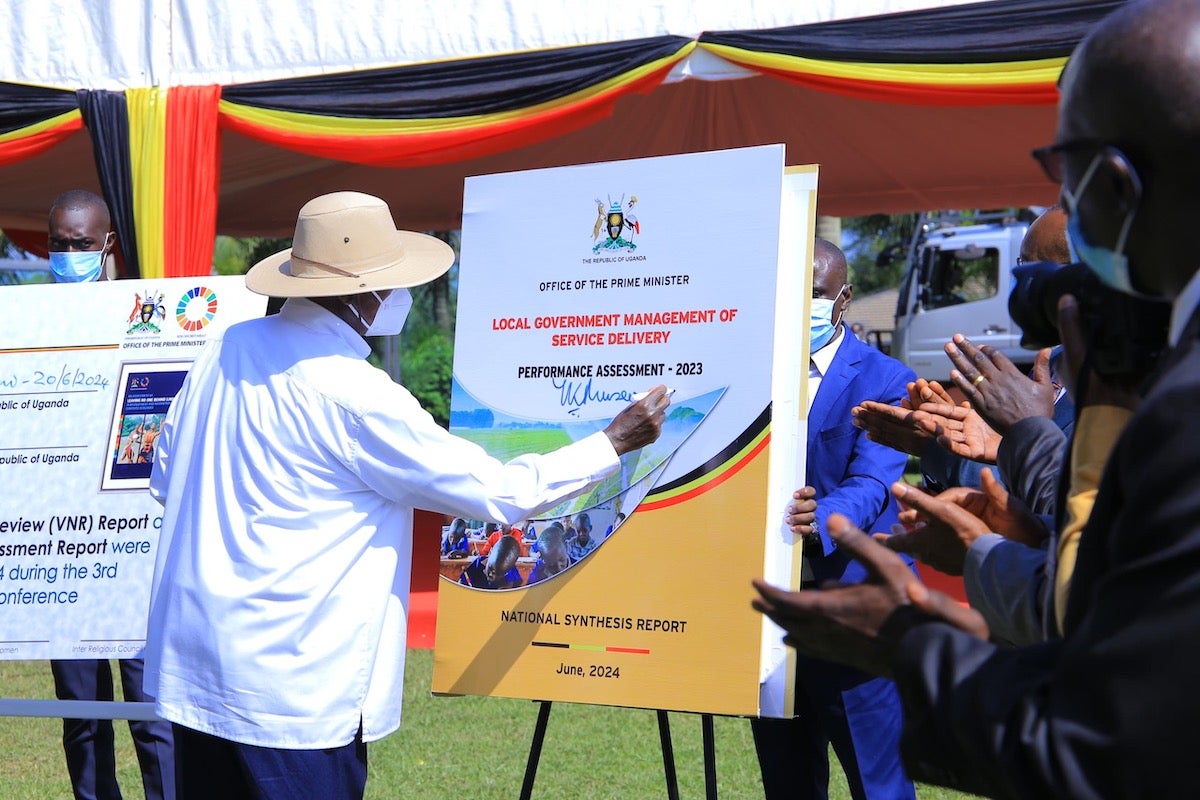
751, 238, 919, 800
47, 190, 115, 283
46, 189, 177, 800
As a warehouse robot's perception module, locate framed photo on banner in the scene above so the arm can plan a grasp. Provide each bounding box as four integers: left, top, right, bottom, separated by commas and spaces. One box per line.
432, 145, 818, 718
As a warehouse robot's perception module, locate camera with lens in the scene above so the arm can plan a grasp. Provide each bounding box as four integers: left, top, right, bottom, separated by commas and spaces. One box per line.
1008, 261, 1171, 381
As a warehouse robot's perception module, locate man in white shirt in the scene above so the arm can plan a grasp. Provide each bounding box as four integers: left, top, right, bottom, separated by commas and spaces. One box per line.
145, 191, 670, 799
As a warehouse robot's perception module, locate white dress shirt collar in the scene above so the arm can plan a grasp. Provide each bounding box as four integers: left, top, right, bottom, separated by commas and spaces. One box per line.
281, 297, 372, 359
810, 325, 846, 378
1169, 268, 1200, 346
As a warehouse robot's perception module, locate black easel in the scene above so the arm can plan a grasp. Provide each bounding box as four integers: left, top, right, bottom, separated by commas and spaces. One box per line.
519, 701, 719, 800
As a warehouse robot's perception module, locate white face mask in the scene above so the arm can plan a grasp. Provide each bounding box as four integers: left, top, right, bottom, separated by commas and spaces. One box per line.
348, 289, 413, 336
49, 250, 104, 283
809, 284, 848, 351
49, 232, 111, 283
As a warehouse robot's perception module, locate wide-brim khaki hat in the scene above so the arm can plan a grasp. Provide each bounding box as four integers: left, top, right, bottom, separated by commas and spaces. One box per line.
245, 191, 455, 297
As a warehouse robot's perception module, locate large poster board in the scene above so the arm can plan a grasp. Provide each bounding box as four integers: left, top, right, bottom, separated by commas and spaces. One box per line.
432, 146, 818, 718
0, 277, 266, 661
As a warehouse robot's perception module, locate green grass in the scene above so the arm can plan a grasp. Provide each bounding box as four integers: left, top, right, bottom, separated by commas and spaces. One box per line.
0, 652, 978, 799
453, 428, 572, 461
905, 454, 924, 486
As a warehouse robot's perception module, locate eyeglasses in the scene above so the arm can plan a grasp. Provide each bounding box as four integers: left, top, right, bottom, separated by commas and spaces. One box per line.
1041, 144, 1145, 222
1030, 139, 1108, 183
1031, 140, 1142, 189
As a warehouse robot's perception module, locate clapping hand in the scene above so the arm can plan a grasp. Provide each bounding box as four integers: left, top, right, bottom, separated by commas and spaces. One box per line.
910, 402, 1002, 464
850, 379, 958, 457
878, 471, 1047, 576
945, 336, 1055, 433
903, 378, 956, 409
752, 513, 988, 677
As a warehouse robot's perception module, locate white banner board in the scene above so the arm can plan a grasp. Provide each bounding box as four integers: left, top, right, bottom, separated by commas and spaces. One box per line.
434, 146, 819, 718
0, 277, 266, 661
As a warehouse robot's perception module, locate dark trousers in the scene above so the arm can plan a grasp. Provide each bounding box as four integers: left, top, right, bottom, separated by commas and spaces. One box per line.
172, 723, 368, 800
50, 658, 175, 800
751, 655, 915, 800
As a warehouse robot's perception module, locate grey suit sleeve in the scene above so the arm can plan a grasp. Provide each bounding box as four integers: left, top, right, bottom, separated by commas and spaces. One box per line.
995, 416, 1066, 516
962, 534, 1049, 647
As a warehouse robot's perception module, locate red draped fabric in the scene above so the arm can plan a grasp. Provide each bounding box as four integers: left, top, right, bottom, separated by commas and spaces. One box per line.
0, 113, 82, 169
164, 85, 222, 277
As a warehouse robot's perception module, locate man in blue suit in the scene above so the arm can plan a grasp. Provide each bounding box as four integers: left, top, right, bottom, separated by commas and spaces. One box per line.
751, 238, 917, 800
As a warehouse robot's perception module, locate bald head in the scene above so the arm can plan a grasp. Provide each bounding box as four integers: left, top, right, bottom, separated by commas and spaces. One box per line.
484, 534, 520, 585
1062, 0, 1200, 158
536, 524, 569, 576
811, 238, 852, 341
1056, 0, 1200, 297
813, 238, 848, 289
1020, 206, 1070, 265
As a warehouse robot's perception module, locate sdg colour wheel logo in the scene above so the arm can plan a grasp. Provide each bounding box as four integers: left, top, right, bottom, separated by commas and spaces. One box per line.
176, 286, 218, 331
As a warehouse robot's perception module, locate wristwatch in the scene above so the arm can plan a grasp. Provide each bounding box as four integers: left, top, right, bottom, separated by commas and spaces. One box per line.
802, 518, 822, 551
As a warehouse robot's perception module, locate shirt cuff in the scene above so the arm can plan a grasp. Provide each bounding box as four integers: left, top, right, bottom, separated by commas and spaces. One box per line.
963, 532, 1007, 581
563, 431, 621, 481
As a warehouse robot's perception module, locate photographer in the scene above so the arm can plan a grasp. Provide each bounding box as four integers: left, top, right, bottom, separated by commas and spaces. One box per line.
859, 199, 1169, 644
921, 206, 1076, 512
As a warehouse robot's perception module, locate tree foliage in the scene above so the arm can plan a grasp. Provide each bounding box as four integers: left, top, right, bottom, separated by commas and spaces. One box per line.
397, 254, 459, 428
840, 213, 919, 295
398, 329, 455, 427
212, 236, 254, 275
212, 236, 296, 276
0, 230, 52, 285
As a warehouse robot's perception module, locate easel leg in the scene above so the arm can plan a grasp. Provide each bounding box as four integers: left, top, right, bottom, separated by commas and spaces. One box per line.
702, 713, 717, 800
519, 701, 553, 800
519, 703, 710, 799
657, 710, 680, 800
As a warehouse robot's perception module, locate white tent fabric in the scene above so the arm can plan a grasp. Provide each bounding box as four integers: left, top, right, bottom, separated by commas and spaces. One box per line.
3, 0, 988, 90
0, 0, 1085, 262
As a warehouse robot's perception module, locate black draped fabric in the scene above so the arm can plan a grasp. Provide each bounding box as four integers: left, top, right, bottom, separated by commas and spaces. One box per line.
77, 89, 139, 279
221, 35, 692, 117
700, 0, 1124, 63
0, 82, 78, 135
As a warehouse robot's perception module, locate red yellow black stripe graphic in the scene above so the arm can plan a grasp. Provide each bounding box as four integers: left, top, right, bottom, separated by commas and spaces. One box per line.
639, 405, 771, 511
